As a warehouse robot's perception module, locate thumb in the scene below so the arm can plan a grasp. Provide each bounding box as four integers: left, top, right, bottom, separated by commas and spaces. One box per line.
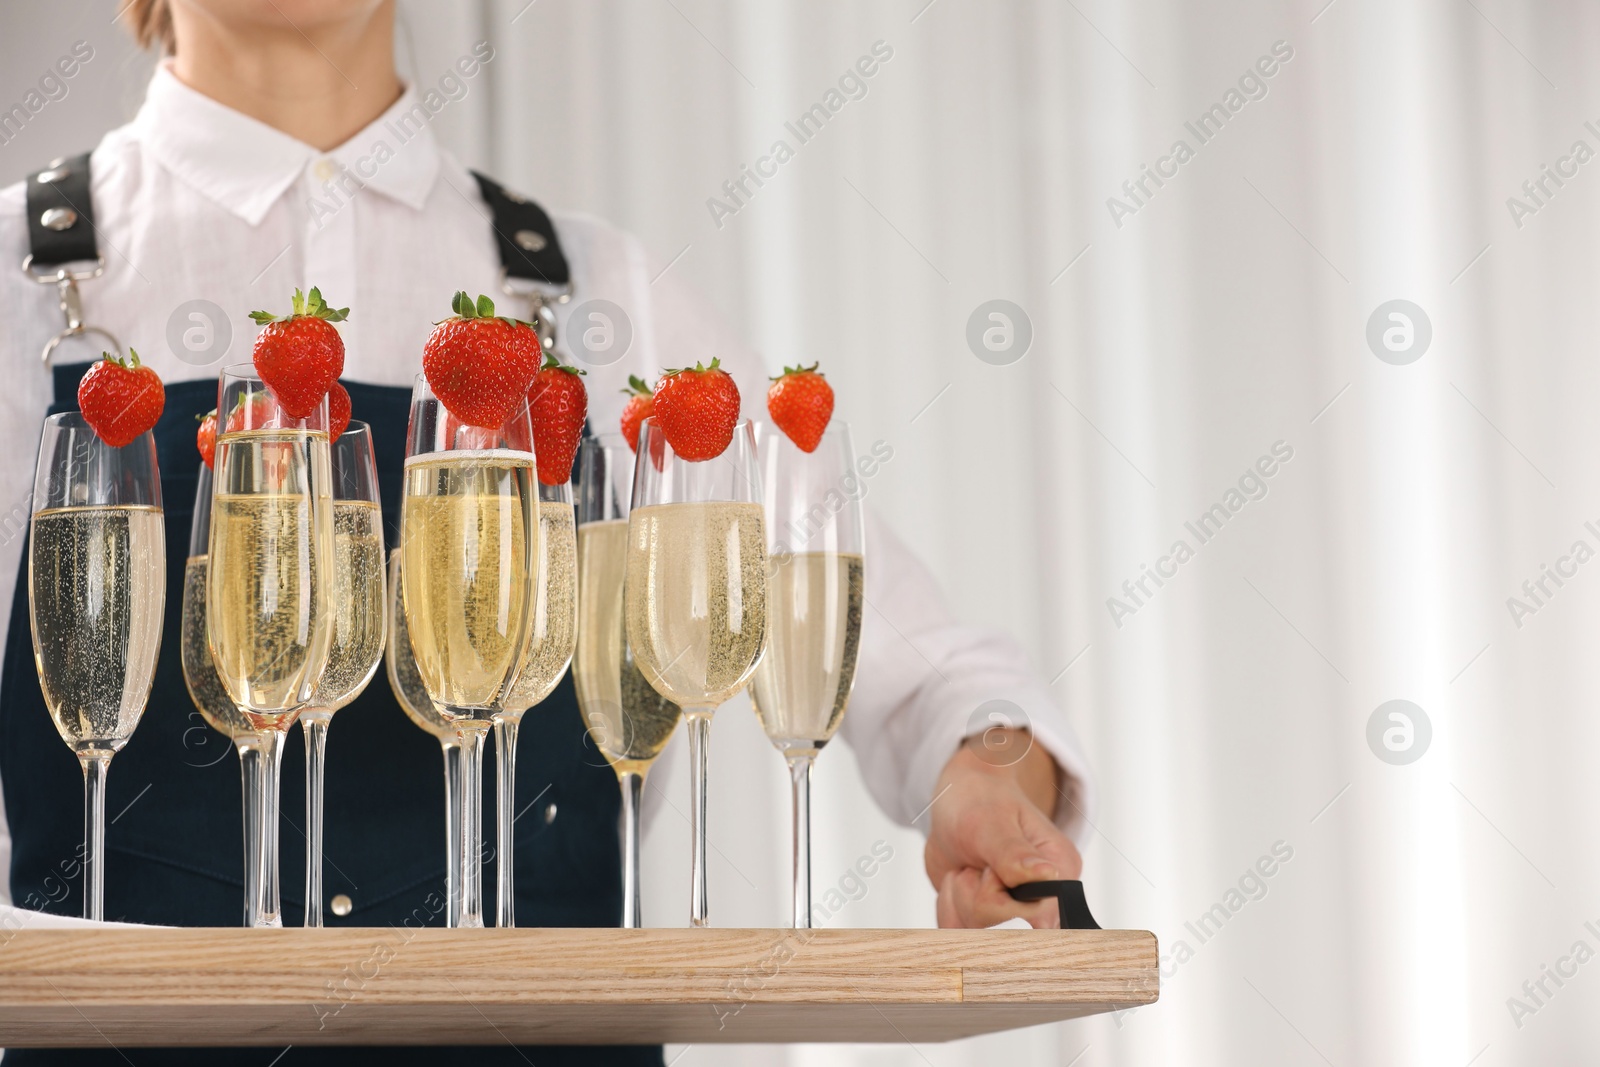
983, 825, 1063, 889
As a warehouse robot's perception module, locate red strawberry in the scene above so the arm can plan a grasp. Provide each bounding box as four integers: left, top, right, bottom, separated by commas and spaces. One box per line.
248, 286, 347, 419
527, 354, 587, 485
77, 349, 165, 448
644, 420, 668, 473
224, 390, 286, 435
652, 359, 741, 461
619, 375, 655, 454
422, 291, 542, 429
766, 362, 834, 453
445, 410, 510, 452
197, 409, 218, 469
328, 380, 351, 442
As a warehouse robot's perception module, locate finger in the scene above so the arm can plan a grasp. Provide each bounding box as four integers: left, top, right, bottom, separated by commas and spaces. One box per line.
1022, 828, 1083, 882
983, 806, 1085, 889
941, 867, 1060, 929
975, 867, 1060, 930
936, 871, 962, 928
980, 819, 1066, 890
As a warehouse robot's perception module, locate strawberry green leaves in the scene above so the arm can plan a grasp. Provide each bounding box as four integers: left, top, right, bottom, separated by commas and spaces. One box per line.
447, 290, 538, 331
249, 286, 349, 325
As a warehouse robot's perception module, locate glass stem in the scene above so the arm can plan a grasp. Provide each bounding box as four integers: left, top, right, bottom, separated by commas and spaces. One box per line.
442, 738, 463, 929
620, 770, 644, 929
685, 708, 714, 928
236, 736, 262, 927
458, 721, 489, 929
493, 714, 520, 929
79, 753, 111, 922
301, 711, 331, 927
787, 753, 814, 930
240, 729, 287, 928
262, 728, 286, 929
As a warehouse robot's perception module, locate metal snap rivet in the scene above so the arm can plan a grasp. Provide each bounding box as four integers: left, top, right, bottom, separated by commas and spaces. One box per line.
41, 208, 77, 231
330, 893, 353, 917
514, 229, 547, 252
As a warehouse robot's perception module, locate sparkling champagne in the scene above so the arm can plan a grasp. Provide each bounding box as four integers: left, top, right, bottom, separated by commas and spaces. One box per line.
750, 552, 864, 758
401, 450, 537, 717
207, 429, 334, 722
180, 555, 255, 739
388, 578, 454, 740
625, 501, 768, 708
312, 500, 386, 709
575, 520, 682, 776
502, 500, 577, 713
30, 505, 165, 752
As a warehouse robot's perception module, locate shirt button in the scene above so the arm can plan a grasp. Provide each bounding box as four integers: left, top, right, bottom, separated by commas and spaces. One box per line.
330, 893, 353, 917
544, 803, 558, 824
313, 158, 339, 183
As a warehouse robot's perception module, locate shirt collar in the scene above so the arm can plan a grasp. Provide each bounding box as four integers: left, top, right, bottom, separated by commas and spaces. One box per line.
132, 63, 440, 226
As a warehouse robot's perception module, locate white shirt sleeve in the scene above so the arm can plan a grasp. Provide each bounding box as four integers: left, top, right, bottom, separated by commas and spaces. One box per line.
843, 513, 1095, 843
636, 243, 1095, 845
0, 178, 58, 906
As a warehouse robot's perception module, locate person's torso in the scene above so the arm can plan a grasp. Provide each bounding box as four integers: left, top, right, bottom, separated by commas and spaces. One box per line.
0, 113, 660, 1063
0, 363, 623, 930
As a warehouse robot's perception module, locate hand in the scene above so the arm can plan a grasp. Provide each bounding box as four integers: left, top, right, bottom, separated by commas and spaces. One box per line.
924, 729, 1081, 929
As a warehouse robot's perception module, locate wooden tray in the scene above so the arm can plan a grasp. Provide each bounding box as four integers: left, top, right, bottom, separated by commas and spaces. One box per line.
0, 927, 1158, 1046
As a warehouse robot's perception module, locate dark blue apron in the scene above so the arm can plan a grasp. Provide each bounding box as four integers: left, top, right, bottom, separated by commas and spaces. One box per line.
0, 366, 659, 1066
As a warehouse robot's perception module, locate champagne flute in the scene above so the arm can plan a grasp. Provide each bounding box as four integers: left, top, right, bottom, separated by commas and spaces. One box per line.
207, 365, 335, 928
179, 461, 267, 924
625, 418, 767, 927
493, 477, 577, 928
750, 424, 865, 929
385, 548, 466, 928
574, 434, 681, 928
400, 375, 539, 930
29, 412, 165, 921
302, 422, 386, 927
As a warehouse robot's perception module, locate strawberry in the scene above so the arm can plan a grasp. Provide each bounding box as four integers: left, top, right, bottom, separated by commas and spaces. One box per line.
248, 286, 348, 419
445, 410, 509, 453
652, 358, 741, 461
422, 291, 542, 429
619, 375, 655, 454
766, 362, 834, 453
527, 354, 587, 485
196, 409, 218, 469
224, 390, 286, 434
77, 349, 165, 448
328, 380, 351, 442
644, 421, 668, 473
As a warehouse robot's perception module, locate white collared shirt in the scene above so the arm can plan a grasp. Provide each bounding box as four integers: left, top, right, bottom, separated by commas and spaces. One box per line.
0, 66, 1091, 892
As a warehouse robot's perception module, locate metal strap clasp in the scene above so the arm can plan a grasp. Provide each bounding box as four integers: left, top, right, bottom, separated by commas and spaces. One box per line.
21, 254, 120, 365
500, 270, 572, 355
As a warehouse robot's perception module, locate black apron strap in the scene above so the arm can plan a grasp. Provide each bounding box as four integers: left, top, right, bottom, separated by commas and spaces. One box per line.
470, 170, 571, 288
25, 153, 97, 271
25, 157, 565, 283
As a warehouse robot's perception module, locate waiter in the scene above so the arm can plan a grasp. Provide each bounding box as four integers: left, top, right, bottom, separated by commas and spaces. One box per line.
0, 1, 1092, 1063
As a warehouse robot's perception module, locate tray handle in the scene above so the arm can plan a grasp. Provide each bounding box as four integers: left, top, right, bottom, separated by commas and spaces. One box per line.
1006, 879, 1102, 930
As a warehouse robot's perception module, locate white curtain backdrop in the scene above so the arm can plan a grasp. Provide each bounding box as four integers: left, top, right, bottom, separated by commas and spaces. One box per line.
6, 0, 1600, 1063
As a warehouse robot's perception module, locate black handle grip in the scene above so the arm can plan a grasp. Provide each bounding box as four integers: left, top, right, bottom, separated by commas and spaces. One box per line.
1006, 879, 1101, 930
